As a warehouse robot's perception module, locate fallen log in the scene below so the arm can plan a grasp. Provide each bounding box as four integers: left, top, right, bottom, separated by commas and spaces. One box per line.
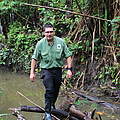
59, 98, 95, 120
15, 91, 100, 120
69, 105, 85, 118
73, 90, 119, 111
16, 91, 82, 119
21, 106, 80, 120
20, 105, 96, 120
9, 106, 82, 120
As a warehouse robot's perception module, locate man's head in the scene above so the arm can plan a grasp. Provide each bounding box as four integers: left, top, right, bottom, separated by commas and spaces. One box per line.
43, 23, 55, 41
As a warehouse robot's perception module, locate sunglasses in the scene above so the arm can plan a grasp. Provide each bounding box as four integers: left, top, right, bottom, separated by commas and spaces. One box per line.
45, 31, 54, 33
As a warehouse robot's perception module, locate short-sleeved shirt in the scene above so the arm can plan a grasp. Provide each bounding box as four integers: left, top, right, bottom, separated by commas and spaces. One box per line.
32, 36, 72, 69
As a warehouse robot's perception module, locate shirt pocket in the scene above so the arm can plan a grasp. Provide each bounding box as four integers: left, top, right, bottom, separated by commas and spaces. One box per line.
41, 52, 49, 63
55, 50, 62, 59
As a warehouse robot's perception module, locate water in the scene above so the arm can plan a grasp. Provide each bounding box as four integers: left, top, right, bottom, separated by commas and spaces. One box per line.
78, 101, 120, 120
0, 69, 120, 120
0, 69, 45, 120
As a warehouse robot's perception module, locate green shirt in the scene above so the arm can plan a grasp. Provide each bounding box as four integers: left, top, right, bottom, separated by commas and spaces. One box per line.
32, 36, 72, 68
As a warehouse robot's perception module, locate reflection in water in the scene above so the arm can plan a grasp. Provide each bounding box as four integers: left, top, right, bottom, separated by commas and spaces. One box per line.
0, 69, 44, 120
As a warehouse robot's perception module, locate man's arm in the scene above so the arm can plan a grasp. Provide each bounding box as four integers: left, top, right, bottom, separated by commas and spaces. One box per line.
66, 56, 73, 78
30, 59, 37, 82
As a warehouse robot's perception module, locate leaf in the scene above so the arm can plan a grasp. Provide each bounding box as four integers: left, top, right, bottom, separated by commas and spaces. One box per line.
0, 113, 11, 117
96, 112, 106, 115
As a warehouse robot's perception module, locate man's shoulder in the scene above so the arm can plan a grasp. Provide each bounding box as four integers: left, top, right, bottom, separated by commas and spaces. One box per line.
35, 38, 45, 48
37, 37, 45, 44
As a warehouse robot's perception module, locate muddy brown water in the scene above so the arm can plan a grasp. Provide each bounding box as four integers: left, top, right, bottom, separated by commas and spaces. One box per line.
0, 69, 120, 120
0, 69, 45, 120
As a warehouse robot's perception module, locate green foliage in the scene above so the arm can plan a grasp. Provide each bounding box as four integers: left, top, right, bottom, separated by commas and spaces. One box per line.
0, 0, 20, 15
0, 22, 40, 72
69, 41, 83, 53
96, 65, 120, 87
74, 99, 89, 105
0, 34, 5, 43
0, 0, 119, 88
90, 103, 98, 108
0, 48, 10, 65
74, 99, 99, 110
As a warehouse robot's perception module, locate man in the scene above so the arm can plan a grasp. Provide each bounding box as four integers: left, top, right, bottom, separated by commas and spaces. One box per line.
30, 23, 73, 120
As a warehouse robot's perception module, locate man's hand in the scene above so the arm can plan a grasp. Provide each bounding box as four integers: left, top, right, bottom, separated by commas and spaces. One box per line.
30, 73, 36, 82
66, 70, 72, 78
30, 59, 37, 82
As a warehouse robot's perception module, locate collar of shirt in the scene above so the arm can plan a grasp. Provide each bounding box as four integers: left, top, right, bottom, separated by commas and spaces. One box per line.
45, 37, 55, 46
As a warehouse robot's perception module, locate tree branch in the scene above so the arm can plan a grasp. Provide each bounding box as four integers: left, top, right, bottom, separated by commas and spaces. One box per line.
22, 3, 111, 22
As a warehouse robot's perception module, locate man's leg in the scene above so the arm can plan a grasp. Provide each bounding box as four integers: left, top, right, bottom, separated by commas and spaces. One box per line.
42, 70, 55, 119
52, 68, 62, 108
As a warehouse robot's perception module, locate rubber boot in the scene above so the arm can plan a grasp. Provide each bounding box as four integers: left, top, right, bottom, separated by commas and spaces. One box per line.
51, 105, 56, 110
44, 112, 52, 120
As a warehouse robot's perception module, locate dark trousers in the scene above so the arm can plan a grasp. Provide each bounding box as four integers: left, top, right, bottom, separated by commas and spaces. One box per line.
41, 68, 62, 112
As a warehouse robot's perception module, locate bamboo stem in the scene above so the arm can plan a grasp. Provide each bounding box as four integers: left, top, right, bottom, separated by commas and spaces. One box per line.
17, 91, 44, 110
17, 91, 60, 120
91, 20, 96, 63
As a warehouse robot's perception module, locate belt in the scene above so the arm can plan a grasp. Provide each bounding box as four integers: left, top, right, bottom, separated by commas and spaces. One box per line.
42, 67, 62, 70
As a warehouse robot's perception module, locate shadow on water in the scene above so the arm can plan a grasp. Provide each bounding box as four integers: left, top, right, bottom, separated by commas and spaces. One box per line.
0, 69, 45, 120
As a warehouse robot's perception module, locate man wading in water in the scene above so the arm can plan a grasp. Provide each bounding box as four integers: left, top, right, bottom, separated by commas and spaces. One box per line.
30, 23, 73, 120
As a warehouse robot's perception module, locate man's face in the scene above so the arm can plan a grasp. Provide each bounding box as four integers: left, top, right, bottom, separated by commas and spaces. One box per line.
44, 27, 55, 41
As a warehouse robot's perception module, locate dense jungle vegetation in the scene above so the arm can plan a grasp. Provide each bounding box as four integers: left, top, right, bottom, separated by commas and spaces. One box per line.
0, 0, 120, 90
